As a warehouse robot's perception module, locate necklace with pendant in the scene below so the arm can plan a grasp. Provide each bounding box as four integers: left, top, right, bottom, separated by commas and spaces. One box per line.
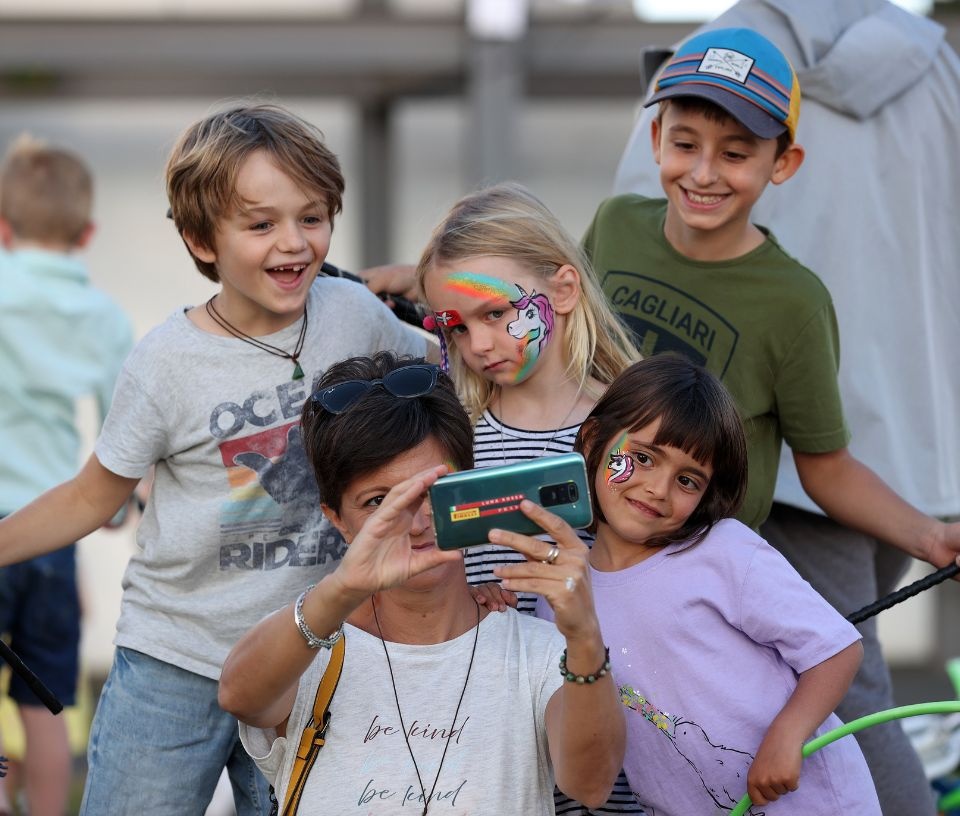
205, 296, 308, 380
496, 385, 583, 464
371, 597, 480, 816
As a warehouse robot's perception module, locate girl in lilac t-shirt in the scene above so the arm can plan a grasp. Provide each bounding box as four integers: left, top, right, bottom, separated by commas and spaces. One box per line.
525, 355, 880, 815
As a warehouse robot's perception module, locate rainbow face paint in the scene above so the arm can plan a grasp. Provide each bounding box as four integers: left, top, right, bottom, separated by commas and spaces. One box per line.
443, 272, 520, 302
605, 431, 634, 486
508, 286, 555, 383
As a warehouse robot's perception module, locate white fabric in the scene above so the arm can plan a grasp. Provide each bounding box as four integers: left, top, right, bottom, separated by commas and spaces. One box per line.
94, 278, 425, 679
241, 609, 564, 814
612, 0, 960, 517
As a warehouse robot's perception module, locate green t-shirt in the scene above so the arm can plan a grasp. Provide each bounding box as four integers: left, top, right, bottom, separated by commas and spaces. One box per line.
583, 195, 850, 530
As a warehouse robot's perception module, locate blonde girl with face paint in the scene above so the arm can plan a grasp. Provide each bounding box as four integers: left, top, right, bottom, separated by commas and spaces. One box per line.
417, 182, 638, 605
417, 183, 641, 816
417, 182, 641, 816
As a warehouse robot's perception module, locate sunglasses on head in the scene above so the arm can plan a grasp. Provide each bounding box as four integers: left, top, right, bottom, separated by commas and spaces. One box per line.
312, 364, 440, 415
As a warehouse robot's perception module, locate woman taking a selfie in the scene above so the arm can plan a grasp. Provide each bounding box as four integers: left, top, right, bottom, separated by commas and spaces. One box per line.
218, 352, 624, 814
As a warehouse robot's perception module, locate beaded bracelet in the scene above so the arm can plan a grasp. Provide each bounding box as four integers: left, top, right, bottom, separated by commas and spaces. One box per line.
294, 585, 344, 649
559, 646, 611, 684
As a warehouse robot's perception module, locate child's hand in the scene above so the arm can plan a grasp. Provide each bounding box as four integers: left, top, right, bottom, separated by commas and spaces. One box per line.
470, 581, 517, 612
359, 263, 419, 305
746, 727, 803, 806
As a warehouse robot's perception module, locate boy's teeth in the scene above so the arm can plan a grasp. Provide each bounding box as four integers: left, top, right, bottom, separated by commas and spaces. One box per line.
270, 264, 306, 273
687, 191, 724, 204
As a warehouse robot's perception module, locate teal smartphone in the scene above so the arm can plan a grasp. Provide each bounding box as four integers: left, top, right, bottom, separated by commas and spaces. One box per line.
429, 452, 593, 551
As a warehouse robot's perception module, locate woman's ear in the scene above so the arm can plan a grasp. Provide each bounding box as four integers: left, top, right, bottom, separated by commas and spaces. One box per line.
549, 263, 582, 316
321, 504, 353, 544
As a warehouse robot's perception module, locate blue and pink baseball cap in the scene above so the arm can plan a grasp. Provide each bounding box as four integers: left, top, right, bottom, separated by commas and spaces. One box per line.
644, 27, 801, 142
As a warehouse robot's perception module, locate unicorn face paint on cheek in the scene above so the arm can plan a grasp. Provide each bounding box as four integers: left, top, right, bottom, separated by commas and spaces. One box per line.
507, 286, 555, 383
605, 431, 634, 486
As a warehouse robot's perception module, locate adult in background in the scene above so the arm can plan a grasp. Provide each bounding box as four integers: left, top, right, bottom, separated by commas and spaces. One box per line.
613, 2, 960, 813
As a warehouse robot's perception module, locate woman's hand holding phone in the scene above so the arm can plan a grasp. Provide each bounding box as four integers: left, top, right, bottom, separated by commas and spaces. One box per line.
333, 464, 461, 602
488, 500, 600, 644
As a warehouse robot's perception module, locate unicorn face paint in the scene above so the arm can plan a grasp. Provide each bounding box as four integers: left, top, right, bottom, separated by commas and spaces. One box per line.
605, 431, 634, 486
507, 285, 555, 383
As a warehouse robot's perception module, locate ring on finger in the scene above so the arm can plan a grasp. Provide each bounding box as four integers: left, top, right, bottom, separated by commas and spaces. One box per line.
542, 544, 560, 565
564, 576, 576, 592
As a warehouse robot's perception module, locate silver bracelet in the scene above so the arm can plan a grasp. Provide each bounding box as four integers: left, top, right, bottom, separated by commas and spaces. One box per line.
294, 585, 343, 649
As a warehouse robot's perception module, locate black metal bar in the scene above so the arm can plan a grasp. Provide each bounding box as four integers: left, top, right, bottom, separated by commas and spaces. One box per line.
0, 638, 63, 715
846, 562, 960, 625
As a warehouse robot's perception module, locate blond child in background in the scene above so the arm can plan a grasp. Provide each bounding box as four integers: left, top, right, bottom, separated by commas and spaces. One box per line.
0, 136, 133, 816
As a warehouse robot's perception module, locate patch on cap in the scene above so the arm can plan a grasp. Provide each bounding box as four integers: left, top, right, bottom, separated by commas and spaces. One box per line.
698, 47, 755, 83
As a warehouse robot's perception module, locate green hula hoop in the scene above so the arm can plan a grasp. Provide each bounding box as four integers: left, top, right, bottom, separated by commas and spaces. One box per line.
729, 700, 960, 816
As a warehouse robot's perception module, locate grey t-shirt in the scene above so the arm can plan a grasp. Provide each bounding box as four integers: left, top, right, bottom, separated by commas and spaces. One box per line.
241, 608, 565, 814
95, 278, 425, 679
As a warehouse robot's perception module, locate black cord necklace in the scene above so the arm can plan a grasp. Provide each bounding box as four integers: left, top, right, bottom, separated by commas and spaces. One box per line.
371, 597, 480, 816
204, 296, 308, 380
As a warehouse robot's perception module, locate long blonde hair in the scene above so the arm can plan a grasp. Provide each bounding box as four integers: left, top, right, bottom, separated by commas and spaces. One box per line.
416, 182, 639, 422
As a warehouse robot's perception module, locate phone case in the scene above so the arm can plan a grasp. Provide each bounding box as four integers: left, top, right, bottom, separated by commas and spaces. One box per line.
429, 452, 593, 550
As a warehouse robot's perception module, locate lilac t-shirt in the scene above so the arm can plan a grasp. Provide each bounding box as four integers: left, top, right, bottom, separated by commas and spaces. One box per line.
538, 518, 880, 815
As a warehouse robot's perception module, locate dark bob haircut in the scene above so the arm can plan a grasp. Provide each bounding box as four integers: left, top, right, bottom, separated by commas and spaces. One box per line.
301, 351, 474, 513
576, 353, 748, 547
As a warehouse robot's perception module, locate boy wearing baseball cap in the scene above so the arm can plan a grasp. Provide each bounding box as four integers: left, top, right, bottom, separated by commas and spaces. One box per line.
582, 27, 960, 807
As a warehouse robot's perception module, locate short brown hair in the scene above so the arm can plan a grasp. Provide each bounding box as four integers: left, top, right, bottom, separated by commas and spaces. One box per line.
0, 134, 93, 247
301, 352, 474, 513
165, 103, 345, 282
576, 354, 748, 547
657, 97, 793, 158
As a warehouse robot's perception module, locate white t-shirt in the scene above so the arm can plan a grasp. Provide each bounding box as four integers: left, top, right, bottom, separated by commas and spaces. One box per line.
95, 278, 425, 679
241, 608, 565, 814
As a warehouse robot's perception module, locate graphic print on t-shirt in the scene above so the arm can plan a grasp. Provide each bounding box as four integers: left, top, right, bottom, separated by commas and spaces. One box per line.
357, 710, 472, 809
620, 685, 761, 815
216, 420, 344, 571
600, 271, 739, 377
